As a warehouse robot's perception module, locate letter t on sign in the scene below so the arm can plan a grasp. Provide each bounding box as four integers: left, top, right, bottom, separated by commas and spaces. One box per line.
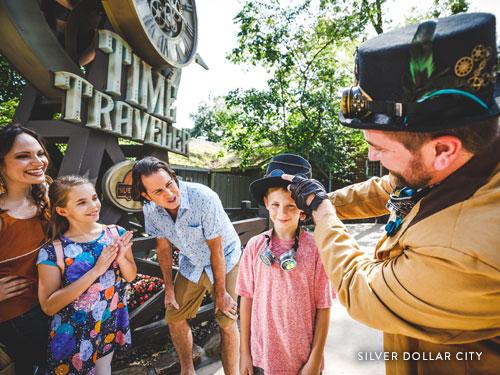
99, 30, 132, 97
54, 71, 93, 123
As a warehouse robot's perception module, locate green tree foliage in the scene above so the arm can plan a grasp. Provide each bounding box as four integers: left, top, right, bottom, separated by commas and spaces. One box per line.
431, 0, 469, 18
404, 0, 469, 25
0, 54, 25, 127
192, 0, 472, 183
192, 0, 387, 182
0, 54, 25, 103
190, 101, 225, 142
0, 98, 19, 127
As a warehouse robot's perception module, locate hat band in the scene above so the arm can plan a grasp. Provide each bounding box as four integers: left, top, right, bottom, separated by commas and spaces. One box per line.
270, 160, 311, 169
340, 85, 491, 124
417, 89, 488, 109
266, 169, 285, 177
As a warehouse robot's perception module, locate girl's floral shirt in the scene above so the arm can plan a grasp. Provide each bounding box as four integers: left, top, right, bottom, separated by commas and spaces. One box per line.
36, 226, 131, 374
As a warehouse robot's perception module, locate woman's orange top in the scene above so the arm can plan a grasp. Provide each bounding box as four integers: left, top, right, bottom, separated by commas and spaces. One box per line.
0, 211, 47, 323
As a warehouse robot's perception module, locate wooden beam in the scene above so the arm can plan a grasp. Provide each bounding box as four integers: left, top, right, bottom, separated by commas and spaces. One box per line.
100, 201, 124, 224
57, 129, 91, 176
27, 120, 87, 138
134, 258, 170, 279
129, 288, 165, 327
13, 85, 38, 124
104, 136, 126, 164
131, 236, 157, 257
79, 131, 107, 182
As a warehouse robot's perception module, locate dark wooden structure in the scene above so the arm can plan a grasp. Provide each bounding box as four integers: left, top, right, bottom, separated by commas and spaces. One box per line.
173, 165, 262, 208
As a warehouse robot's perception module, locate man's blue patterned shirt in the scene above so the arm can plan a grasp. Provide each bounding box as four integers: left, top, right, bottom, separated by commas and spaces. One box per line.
143, 181, 241, 284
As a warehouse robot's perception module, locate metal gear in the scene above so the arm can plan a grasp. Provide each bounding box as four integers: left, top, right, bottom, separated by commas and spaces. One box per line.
454, 56, 473, 77
471, 45, 489, 62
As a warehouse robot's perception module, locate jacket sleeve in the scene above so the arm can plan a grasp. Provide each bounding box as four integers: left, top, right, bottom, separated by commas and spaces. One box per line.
313, 213, 500, 344
331, 175, 395, 220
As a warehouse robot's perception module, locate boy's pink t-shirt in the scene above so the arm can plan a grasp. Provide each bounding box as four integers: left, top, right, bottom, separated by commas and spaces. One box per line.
236, 229, 335, 374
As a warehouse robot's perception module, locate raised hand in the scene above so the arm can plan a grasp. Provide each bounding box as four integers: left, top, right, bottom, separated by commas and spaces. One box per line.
0, 275, 32, 302
116, 230, 133, 263
281, 174, 328, 215
94, 243, 119, 275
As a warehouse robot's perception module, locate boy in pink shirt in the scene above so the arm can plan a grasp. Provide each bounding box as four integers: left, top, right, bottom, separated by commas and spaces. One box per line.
237, 154, 334, 374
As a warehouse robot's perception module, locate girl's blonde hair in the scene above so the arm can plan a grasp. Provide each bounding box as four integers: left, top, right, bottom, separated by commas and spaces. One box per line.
49, 175, 92, 240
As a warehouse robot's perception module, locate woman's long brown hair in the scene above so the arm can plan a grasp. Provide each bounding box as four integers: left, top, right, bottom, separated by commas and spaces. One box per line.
0, 123, 51, 221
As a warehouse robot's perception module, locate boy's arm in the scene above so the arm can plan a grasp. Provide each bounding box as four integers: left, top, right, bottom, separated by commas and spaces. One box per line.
239, 296, 254, 375
300, 308, 331, 375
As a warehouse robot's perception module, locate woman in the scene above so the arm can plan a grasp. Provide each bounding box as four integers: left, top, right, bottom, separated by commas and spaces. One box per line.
0, 123, 51, 374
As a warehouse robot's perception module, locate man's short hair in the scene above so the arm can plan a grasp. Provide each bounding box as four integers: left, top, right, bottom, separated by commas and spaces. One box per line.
386, 117, 499, 154
131, 156, 178, 202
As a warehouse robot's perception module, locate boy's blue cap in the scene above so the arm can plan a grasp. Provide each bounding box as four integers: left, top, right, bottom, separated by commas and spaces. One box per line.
249, 154, 312, 206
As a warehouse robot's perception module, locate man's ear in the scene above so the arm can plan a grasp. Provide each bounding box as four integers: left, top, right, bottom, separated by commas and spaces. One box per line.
263, 195, 269, 209
431, 136, 463, 171
55, 206, 68, 217
140, 192, 152, 202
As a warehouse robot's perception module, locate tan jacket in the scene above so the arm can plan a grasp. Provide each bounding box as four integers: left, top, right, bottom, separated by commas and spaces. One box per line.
314, 146, 500, 374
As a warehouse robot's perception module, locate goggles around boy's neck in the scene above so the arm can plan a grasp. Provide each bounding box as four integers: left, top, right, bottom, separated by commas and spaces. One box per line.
260, 228, 300, 271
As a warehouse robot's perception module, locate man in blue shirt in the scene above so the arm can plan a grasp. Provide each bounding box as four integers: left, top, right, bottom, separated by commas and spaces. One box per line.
132, 157, 241, 375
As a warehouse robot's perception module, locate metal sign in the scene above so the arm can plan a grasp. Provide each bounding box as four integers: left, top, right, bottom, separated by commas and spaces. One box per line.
102, 160, 142, 212
0, 0, 196, 154
54, 30, 188, 153
0, 0, 202, 217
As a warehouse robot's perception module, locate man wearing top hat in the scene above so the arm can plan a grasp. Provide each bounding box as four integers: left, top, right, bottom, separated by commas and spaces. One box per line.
283, 12, 499, 375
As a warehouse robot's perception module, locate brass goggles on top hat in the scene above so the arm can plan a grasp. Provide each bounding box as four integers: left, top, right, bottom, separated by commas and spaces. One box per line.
340, 85, 406, 120
341, 86, 374, 119
340, 85, 490, 122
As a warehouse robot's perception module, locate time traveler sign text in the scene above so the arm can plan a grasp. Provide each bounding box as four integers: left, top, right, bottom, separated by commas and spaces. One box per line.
54, 30, 188, 154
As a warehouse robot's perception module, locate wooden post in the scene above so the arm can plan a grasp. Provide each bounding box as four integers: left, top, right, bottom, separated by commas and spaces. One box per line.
240, 200, 251, 217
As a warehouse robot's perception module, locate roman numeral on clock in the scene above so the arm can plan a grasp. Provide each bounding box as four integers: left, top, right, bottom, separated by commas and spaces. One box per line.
184, 19, 194, 37
183, 2, 193, 13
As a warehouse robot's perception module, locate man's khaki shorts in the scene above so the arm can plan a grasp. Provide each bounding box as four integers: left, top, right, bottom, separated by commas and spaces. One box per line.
166, 264, 239, 328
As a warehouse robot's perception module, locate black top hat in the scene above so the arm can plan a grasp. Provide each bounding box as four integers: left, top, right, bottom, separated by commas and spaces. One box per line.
339, 12, 499, 132
249, 154, 312, 206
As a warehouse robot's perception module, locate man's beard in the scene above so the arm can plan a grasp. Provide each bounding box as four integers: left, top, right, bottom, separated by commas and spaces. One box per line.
388, 156, 433, 189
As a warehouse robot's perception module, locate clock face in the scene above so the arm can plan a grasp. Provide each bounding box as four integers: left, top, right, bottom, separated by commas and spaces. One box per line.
102, 0, 198, 68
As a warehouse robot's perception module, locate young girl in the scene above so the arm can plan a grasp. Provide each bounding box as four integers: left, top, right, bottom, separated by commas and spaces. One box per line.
237, 154, 334, 374
37, 175, 137, 374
